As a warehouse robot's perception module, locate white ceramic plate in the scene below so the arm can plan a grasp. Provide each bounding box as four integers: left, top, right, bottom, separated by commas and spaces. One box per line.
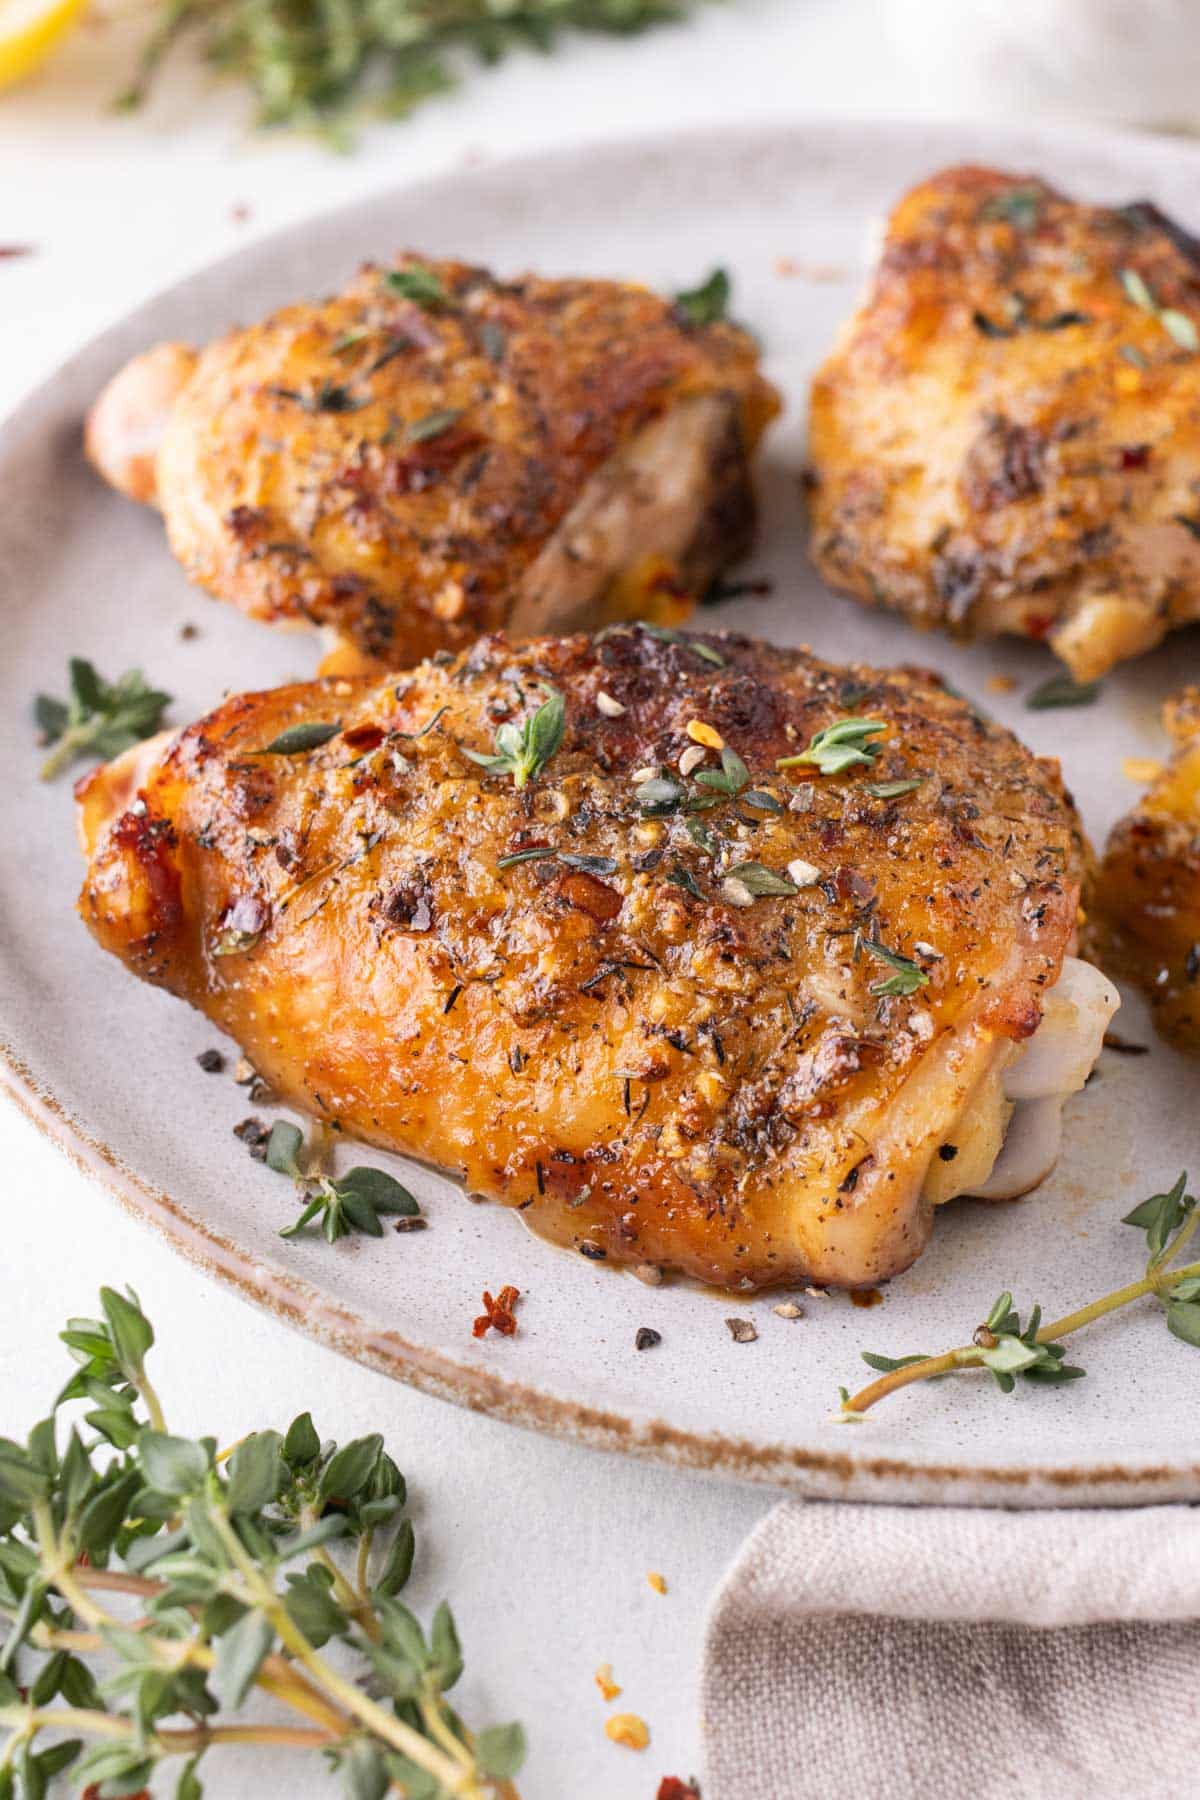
2, 119, 1197, 1505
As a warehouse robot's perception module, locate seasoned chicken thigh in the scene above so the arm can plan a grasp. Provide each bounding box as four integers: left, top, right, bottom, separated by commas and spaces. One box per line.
1092, 688, 1200, 1053
77, 627, 1115, 1291
86, 258, 778, 669
809, 166, 1200, 679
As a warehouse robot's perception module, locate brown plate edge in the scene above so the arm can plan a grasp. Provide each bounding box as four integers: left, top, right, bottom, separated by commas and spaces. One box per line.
5, 1036, 1198, 1508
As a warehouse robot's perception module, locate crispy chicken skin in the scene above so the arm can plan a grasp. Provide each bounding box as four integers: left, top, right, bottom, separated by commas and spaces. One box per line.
85, 258, 778, 668
809, 166, 1200, 679
1092, 688, 1200, 1053
77, 627, 1104, 1291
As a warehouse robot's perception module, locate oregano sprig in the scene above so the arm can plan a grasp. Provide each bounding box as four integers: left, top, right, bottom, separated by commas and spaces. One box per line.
0, 1289, 525, 1798
839, 1174, 1196, 1419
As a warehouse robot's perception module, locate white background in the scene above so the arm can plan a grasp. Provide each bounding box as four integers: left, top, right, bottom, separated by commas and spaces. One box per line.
0, 3, 1117, 1794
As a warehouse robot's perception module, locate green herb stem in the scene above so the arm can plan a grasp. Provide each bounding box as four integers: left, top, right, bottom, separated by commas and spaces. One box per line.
843, 1255, 1200, 1417
207, 1507, 479, 1797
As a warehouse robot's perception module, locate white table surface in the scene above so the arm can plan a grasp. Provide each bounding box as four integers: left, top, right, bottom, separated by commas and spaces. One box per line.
0, 5, 973, 1793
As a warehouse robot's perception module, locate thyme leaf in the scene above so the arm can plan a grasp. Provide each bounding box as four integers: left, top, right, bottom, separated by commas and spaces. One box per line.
1119, 266, 1199, 351
722, 861, 798, 899
407, 406, 464, 442
1026, 675, 1102, 711
384, 264, 449, 308
258, 720, 342, 754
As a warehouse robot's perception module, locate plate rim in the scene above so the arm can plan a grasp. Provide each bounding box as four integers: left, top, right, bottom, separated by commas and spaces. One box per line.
5, 112, 1200, 1506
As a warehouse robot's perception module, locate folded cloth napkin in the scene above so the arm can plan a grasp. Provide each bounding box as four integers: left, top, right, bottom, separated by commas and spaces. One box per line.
702, 1500, 1200, 1800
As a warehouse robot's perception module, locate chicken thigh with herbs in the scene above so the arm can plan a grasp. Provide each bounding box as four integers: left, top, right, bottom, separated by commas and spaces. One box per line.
809, 165, 1200, 680
86, 258, 778, 671
1092, 688, 1200, 1053
77, 626, 1116, 1290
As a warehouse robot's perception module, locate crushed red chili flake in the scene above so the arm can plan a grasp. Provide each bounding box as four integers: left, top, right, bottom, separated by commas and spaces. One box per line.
84, 1789, 151, 1800
657, 1779, 702, 1800
342, 722, 386, 751
473, 1284, 520, 1338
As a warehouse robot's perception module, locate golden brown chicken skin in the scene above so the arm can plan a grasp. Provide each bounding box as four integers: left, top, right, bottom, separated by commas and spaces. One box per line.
809, 166, 1200, 679
85, 258, 778, 669
77, 627, 1103, 1291
1092, 688, 1200, 1053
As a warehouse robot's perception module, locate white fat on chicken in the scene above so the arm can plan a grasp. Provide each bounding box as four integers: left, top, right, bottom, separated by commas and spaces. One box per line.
923, 957, 1119, 1207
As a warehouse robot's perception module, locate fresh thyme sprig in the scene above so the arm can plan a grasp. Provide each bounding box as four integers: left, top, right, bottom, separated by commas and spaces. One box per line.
461, 687, 565, 789
0, 1288, 525, 1797
264, 1121, 421, 1244
36, 659, 172, 782
839, 1173, 1197, 1419
777, 716, 887, 777
117, 0, 708, 143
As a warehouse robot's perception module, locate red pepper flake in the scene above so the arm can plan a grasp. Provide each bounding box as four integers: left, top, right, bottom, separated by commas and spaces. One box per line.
473, 1284, 521, 1338
658, 1780, 702, 1800
342, 722, 386, 751
1118, 443, 1151, 470
84, 1790, 151, 1800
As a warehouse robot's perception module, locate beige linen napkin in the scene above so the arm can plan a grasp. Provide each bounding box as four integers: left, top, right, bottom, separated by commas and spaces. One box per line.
702, 1500, 1200, 1800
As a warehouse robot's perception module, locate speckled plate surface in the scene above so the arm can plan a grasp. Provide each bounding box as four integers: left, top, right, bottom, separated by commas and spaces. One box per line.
1, 118, 1197, 1505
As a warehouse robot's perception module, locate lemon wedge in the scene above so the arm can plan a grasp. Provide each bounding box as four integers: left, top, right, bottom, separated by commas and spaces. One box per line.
0, 0, 86, 91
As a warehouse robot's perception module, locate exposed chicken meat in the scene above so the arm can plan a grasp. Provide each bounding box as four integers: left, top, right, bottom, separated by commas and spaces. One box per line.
85, 257, 778, 668
808, 166, 1200, 679
76, 627, 1108, 1290
1091, 687, 1200, 1053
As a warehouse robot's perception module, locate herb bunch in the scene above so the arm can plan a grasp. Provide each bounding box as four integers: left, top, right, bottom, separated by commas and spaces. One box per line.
36, 661, 171, 783
118, 0, 708, 143
0, 1288, 524, 1797
840, 1173, 1197, 1419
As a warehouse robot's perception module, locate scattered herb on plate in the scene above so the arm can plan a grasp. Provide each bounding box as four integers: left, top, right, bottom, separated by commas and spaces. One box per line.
839, 1174, 1196, 1418
1025, 675, 1102, 711
36, 658, 171, 781
0, 1287, 526, 1797
264, 1119, 421, 1243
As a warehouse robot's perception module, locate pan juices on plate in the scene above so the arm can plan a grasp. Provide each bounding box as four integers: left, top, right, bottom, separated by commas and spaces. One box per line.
76, 625, 1117, 1292
85, 256, 778, 672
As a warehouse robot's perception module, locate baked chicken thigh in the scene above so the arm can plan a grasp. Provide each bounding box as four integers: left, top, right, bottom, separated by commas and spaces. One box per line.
86, 259, 778, 670
1093, 688, 1200, 1053
77, 627, 1116, 1290
809, 166, 1200, 680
